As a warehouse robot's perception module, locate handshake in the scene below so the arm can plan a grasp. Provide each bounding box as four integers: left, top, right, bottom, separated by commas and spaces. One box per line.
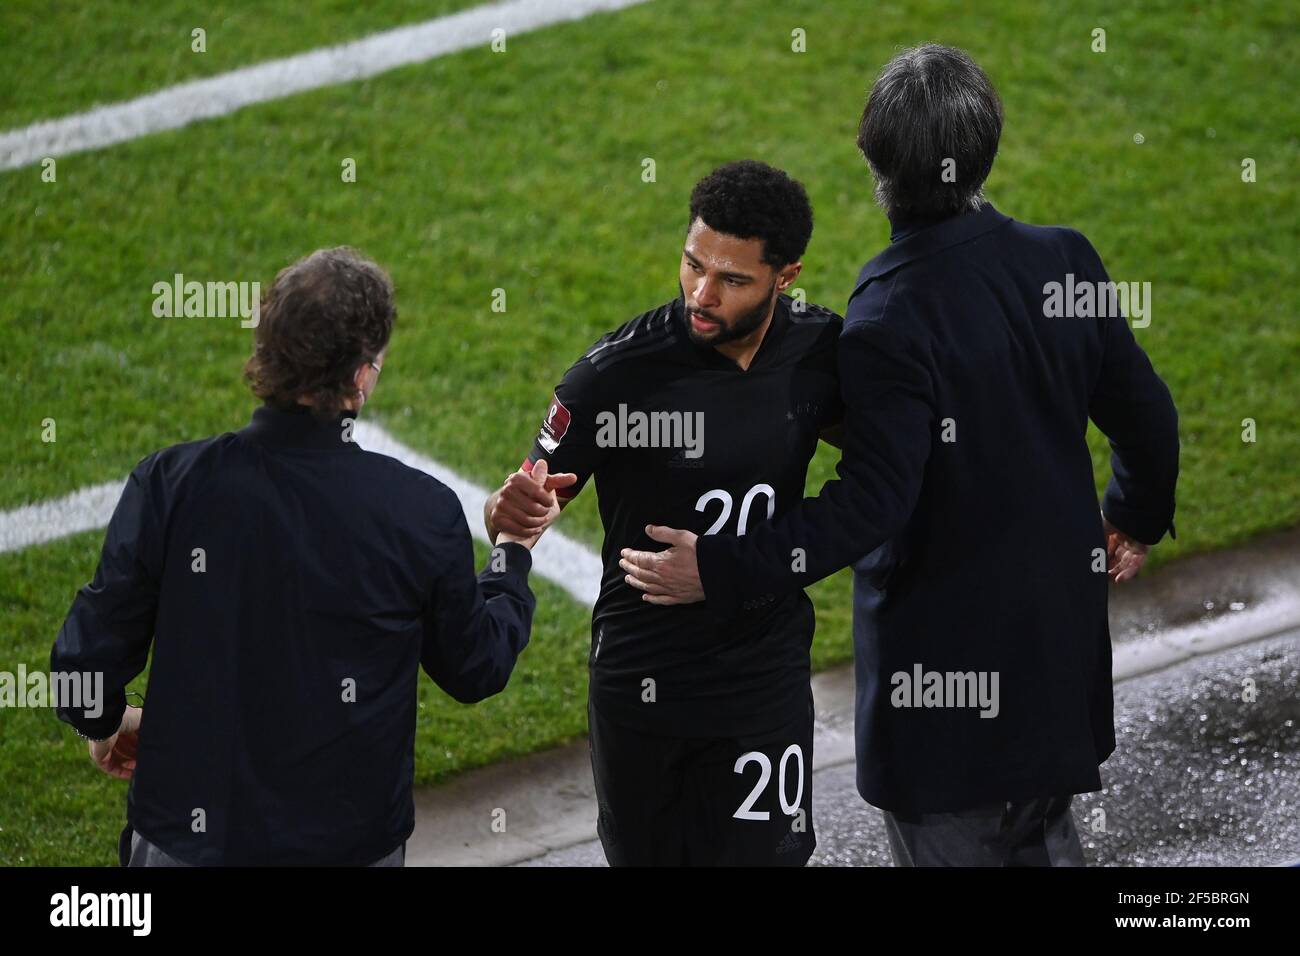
483, 459, 578, 549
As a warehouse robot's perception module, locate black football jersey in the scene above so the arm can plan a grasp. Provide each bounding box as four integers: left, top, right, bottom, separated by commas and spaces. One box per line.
525, 292, 843, 737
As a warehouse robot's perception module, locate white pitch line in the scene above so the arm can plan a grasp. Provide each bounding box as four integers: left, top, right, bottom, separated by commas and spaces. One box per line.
0, 481, 126, 555
355, 420, 601, 605
0, 0, 641, 595
0, 0, 652, 171
0, 421, 603, 607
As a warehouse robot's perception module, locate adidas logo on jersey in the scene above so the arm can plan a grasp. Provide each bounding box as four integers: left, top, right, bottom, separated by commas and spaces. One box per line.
665, 448, 705, 469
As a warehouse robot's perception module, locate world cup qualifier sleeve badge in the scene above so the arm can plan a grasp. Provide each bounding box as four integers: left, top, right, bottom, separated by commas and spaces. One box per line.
538, 393, 571, 453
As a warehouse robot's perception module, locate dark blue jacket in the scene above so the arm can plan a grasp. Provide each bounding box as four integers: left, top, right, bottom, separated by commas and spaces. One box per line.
51, 403, 535, 864
697, 204, 1179, 813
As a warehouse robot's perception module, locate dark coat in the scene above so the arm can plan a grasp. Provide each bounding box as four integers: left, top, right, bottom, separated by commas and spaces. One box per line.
697, 204, 1179, 812
52, 403, 535, 863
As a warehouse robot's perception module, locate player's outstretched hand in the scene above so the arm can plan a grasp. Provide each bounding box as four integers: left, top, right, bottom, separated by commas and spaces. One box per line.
489, 459, 577, 549
619, 525, 703, 605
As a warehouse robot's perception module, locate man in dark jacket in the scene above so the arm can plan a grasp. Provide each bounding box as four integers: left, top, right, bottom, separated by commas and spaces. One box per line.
51, 247, 547, 866
620, 45, 1180, 866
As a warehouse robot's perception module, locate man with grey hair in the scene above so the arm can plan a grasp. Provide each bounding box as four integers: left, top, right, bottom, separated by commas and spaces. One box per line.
620, 45, 1180, 866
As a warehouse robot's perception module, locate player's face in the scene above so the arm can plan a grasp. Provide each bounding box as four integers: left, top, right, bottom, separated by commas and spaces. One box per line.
679, 218, 784, 347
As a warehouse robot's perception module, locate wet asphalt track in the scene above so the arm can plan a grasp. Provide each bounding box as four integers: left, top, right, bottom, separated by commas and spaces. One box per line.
518, 630, 1300, 866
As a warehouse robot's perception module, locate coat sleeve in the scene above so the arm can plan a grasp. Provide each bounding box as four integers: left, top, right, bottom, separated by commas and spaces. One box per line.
50, 459, 163, 739
419, 491, 536, 703
696, 296, 935, 616
1075, 233, 1180, 544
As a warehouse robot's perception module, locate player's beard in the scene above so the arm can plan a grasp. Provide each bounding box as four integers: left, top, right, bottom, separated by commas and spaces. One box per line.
684, 280, 778, 347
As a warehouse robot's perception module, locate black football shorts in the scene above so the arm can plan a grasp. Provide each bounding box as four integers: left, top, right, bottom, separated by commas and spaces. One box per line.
587, 691, 815, 866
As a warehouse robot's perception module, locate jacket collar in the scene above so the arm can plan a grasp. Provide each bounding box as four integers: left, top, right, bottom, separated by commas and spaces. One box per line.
887, 210, 948, 241
851, 203, 1012, 300
241, 403, 363, 451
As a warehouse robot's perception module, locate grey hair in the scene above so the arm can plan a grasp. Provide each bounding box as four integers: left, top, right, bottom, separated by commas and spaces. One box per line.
856, 44, 1003, 219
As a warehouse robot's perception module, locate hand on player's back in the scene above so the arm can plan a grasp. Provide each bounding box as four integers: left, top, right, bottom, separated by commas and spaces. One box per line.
490, 459, 577, 549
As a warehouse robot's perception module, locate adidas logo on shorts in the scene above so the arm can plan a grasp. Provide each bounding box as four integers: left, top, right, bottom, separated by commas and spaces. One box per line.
775, 830, 804, 855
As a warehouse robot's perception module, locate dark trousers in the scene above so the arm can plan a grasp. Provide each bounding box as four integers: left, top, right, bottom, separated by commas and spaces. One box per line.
123, 829, 406, 867
883, 794, 1085, 866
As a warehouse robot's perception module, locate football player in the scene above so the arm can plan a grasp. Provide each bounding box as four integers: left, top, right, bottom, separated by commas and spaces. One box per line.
485, 161, 843, 865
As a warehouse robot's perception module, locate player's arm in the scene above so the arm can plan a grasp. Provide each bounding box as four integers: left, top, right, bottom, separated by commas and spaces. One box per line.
484, 357, 607, 544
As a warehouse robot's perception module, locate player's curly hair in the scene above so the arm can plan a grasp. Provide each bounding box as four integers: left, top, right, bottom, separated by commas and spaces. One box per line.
688, 160, 814, 268
244, 247, 396, 420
